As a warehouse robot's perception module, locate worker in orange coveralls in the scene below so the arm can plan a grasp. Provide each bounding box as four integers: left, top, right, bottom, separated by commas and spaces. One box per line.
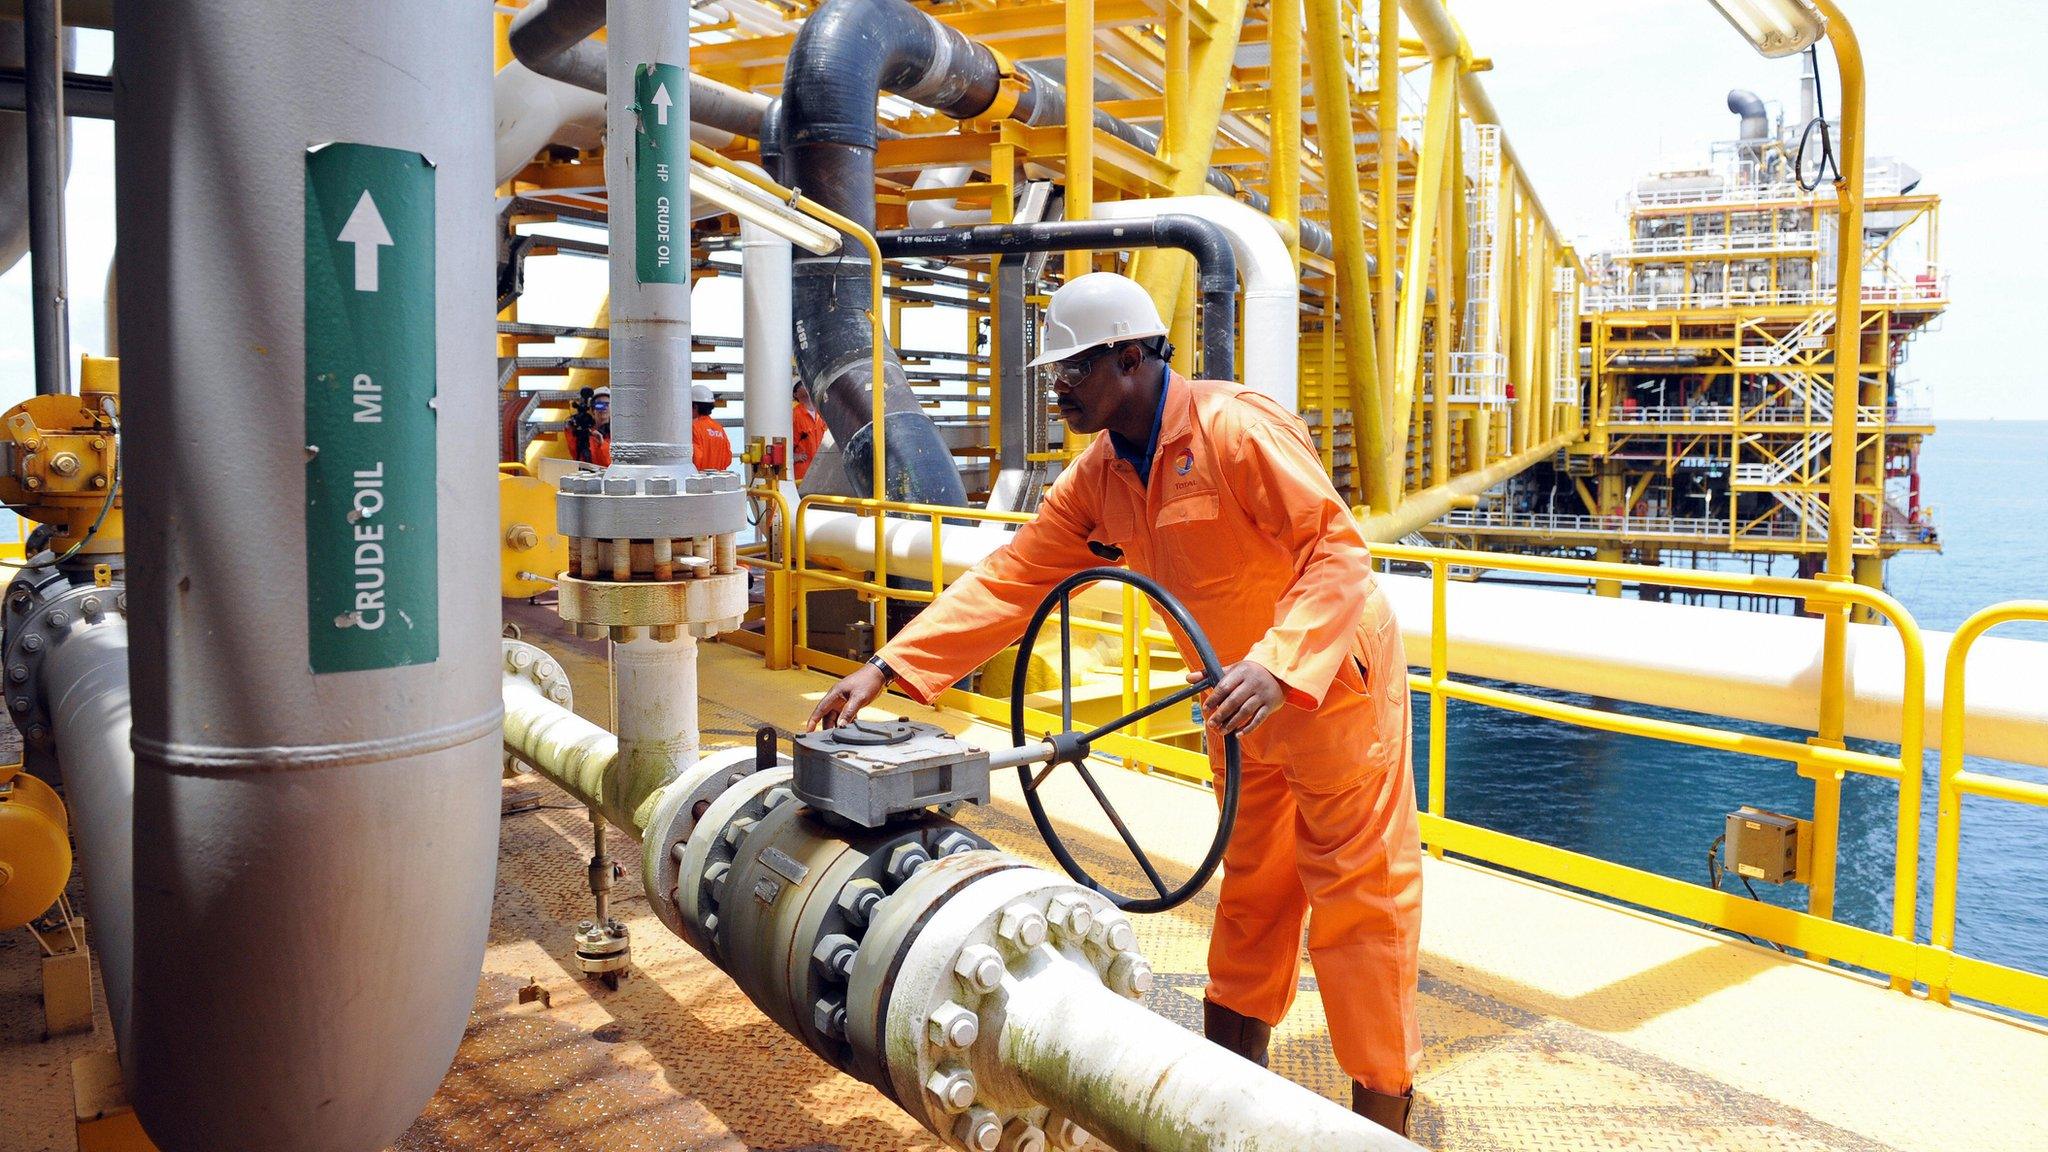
791, 379, 827, 481
808, 272, 1423, 1133
691, 382, 734, 471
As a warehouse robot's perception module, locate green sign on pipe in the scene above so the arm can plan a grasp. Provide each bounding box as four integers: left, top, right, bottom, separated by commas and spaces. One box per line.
304, 142, 439, 674
636, 62, 688, 283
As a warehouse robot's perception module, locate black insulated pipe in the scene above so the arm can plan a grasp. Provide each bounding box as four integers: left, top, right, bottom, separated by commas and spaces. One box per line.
24, 0, 68, 395
506, 0, 607, 92
876, 216, 1239, 382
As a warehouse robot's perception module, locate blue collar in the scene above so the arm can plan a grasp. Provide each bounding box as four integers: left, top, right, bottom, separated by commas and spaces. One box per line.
1109, 374, 1170, 484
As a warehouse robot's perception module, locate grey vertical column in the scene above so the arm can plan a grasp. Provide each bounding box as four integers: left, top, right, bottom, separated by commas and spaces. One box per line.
112, 3, 501, 1151
23, 0, 68, 395
605, 0, 693, 469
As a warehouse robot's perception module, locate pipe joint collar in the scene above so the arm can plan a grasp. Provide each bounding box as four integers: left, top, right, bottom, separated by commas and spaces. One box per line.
2, 565, 126, 759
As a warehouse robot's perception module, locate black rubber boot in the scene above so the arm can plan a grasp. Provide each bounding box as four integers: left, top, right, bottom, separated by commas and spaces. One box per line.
1351, 1083, 1415, 1137
1201, 997, 1272, 1067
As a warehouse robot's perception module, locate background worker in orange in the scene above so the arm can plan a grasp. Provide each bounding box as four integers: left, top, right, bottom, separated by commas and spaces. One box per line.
791, 379, 826, 481
691, 382, 734, 470
808, 272, 1423, 1133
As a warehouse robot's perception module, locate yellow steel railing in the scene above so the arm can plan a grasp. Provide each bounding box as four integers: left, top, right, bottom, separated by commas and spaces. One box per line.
755, 499, 2048, 1019
1928, 601, 2048, 1008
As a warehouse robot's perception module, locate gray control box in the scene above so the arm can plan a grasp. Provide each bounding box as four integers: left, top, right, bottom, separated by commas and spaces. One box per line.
792, 719, 991, 829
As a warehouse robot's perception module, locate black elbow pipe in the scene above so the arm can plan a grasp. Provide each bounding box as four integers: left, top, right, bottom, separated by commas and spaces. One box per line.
876, 216, 1239, 382
506, 0, 607, 92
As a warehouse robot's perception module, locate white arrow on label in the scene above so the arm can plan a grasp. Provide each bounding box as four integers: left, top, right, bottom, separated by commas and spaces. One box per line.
338, 189, 394, 293
651, 82, 673, 126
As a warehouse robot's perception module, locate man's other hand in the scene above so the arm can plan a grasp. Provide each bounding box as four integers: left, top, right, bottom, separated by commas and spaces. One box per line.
1192, 661, 1284, 736
807, 664, 888, 731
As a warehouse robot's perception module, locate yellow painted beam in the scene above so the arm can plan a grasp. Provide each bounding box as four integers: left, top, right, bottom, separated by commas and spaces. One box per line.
1388, 54, 1460, 503
1303, 0, 1384, 510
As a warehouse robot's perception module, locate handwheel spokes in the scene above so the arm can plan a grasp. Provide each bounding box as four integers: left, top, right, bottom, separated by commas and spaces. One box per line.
1071, 760, 1172, 898
1081, 678, 1209, 745
1058, 591, 1073, 733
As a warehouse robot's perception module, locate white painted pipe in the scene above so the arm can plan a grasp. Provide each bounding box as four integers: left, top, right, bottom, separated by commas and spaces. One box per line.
1093, 196, 1299, 411
800, 512, 2048, 767
740, 199, 799, 519
610, 635, 699, 839
1001, 958, 1419, 1152
904, 164, 989, 230
492, 59, 761, 186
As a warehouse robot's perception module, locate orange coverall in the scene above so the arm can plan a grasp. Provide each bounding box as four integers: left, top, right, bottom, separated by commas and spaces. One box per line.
876, 373, 1421, 1094
693, 413, 734, 471
792, 402, 827, 480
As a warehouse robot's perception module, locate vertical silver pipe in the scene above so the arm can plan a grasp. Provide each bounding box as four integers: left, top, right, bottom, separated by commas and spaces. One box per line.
113, 3, 501, 1151
24, 0, 68, 395
42, 621, 133, 1049
608, 633, 697, 838
604, 0, 694, 469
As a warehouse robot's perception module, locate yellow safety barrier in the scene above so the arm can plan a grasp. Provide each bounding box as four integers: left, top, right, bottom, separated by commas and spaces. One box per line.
1928, 600, 2048, 1010
765, 500, 2048, 1018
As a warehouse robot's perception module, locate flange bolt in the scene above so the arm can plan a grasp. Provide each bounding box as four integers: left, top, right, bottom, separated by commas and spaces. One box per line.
954, 1108, 1001, 1152
1108, 951, 1153, 999
952, 945, 1005, 995
927, 1001, 979, 1049
835, 878, 885, 928
924, 1066, 977, 1114
996, 903, 1048, 953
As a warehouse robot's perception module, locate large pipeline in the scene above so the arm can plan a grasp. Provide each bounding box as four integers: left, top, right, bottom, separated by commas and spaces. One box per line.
876, 216, 1238, 382
113, 4, 502, 1151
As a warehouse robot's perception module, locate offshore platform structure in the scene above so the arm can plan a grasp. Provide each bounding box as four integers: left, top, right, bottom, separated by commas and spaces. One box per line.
1421, 85, 1946, 599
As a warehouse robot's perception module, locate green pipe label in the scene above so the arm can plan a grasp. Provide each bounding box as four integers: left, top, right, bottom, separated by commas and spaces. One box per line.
304, 142, 438, 674
635, 62, 687, 283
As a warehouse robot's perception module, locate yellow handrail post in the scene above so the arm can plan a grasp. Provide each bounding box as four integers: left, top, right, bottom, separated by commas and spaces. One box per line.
1929, 601, 2048, 1004
1427, 558, 1448, 859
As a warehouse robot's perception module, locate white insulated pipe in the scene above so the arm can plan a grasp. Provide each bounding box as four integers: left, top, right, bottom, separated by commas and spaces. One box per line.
1002, 959, 1417, 1151
740, 207, 799, 517
800, 513, 2048, 768
1093, 196, 1299, 411
610, 634, 699, 837
904, 165, 991, 230
113, 4, 504, 1150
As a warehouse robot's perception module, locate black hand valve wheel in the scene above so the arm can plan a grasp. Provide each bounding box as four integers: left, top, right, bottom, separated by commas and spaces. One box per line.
1009, 567, 1240, 913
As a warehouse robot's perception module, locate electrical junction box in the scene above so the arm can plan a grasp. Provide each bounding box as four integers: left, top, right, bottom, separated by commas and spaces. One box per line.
1725, 806, 1802, 884
792, 718, 991, 829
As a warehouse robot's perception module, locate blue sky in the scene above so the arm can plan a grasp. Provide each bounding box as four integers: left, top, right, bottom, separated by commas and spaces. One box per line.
3, 5, 2040, 419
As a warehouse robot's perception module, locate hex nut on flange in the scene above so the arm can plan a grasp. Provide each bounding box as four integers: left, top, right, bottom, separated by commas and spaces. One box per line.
1086, 911, 1135, 954
1047, 894, 1094, 942
886, 841, 932, 886
812, 997, 847, 1039
996, 903, 1048, 952
811, 933, 858, 983
932, 830, 978, 857
1108, 951, 1153, 999
1047, 1116, 1092, 1151
955, 1107, 1002, 1152
926, 1001, 979, 1049
952, 945, 1005, 995
925, 1066, 977, 1114
1000, 1119, 1047, 1152
835, 877, 885, 927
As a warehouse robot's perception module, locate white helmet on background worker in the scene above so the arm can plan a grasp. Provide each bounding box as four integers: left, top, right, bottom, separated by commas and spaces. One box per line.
1027, 271, 1169, 368
691, 383, 715, 405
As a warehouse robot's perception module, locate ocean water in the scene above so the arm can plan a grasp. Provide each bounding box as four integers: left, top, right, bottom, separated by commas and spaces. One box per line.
1420, 420, 2048, 999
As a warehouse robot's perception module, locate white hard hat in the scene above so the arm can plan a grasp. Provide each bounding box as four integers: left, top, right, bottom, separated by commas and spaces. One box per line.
692, 383, 715, 405
1028, 272, 1168, 368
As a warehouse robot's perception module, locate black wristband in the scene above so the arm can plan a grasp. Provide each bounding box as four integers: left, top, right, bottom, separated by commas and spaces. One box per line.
866, 654, 895, 685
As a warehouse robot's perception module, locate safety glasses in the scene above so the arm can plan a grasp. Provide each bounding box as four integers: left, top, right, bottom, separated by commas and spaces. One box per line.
1047, 346, 1114, 388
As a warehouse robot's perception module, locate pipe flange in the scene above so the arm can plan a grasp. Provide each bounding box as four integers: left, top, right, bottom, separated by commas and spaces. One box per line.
499, 639, 574, 773
555, 571, 747, 631
555, 466, 747, 539
643, 745, 783, 938
2, 568, 127, 750
674, 766, 793, 958
858, 857, 1132, 1142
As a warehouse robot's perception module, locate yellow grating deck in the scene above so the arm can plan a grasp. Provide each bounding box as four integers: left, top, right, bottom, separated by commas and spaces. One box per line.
6, 633, 2046, 1151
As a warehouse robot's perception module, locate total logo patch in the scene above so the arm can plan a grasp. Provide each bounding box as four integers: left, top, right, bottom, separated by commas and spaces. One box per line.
1173, 449, 1195, 476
